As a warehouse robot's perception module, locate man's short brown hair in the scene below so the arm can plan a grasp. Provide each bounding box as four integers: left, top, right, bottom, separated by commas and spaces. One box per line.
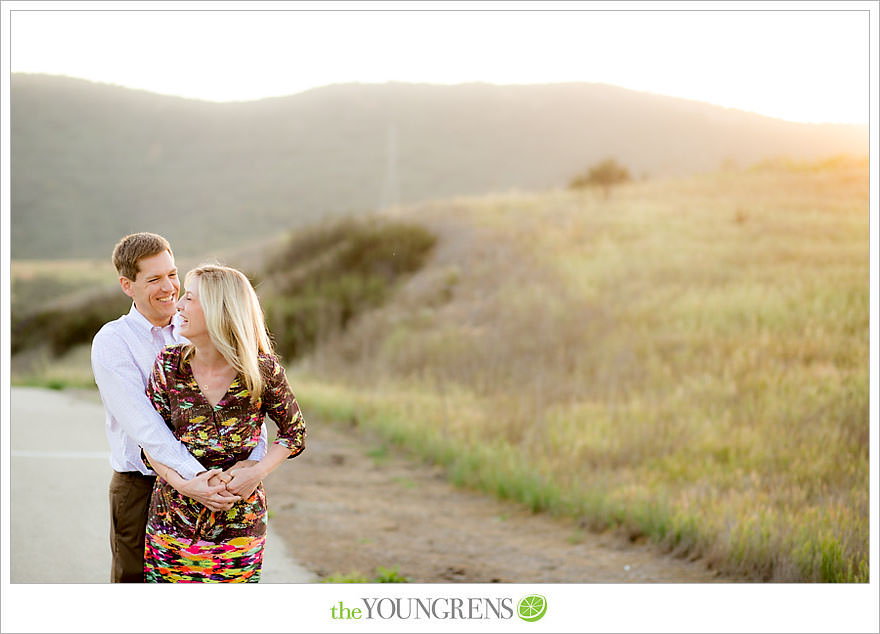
112, 232, 173, 281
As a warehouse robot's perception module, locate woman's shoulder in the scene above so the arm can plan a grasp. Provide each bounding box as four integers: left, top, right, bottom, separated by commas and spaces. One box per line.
161, 343, 187, 358
258, 351, 285, 378
156, 343, 187, 370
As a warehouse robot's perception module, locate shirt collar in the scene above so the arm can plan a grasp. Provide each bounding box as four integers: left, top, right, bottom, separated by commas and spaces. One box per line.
126, 302, 179, 334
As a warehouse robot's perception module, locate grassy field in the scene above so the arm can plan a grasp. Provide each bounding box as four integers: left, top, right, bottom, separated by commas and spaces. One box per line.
12, 155, 869, 582
294, 156, 870, 582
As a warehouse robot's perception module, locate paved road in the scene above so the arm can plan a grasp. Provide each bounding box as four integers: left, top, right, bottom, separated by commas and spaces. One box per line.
9, 386, 316, 583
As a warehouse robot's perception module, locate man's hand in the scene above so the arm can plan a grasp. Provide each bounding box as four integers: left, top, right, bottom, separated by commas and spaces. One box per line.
178, 470, 240, 512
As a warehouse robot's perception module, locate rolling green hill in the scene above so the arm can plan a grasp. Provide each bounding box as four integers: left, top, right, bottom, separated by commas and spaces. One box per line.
10, 73, 866, 259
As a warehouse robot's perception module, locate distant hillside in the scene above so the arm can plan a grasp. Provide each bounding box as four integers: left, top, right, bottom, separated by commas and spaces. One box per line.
10, 73, 867, 259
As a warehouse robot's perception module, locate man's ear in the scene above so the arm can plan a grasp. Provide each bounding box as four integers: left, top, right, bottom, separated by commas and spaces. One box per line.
119, 276, 135, 298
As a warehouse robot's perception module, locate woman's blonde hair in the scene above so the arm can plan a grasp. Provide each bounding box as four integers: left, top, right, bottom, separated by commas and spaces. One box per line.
183, 264, 274, 403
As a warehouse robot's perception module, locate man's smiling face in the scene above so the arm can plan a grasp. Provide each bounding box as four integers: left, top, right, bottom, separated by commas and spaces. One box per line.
119, 250, 180, 327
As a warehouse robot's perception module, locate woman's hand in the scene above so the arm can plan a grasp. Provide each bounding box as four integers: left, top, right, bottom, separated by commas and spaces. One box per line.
178, 470, 240, 512
143, 449, 240, 511
205, 461, 258, 505
207, 470, 232, 488
227, 459, 259, 473
225, 445, 293, 500
224, 463, 265, 501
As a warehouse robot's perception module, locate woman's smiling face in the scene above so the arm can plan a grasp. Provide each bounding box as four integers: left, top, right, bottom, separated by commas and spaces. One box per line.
176, 275, 207, 341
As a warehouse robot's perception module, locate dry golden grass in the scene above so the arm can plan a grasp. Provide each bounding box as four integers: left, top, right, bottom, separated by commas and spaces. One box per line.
298, 155, 869, 582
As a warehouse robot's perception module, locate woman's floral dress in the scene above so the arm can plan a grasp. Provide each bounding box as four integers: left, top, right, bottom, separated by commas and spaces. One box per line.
143, 344, 305, 582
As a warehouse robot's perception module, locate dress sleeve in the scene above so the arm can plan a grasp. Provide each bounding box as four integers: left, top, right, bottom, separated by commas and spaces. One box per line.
261, 355, 306, 459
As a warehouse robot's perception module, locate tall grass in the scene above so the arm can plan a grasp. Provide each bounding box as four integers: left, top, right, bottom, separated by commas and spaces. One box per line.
11, 343, 98, 390
298, 156, 869, 582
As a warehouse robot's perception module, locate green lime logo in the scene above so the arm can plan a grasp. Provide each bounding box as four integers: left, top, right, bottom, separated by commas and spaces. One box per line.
517, 594, 547, 622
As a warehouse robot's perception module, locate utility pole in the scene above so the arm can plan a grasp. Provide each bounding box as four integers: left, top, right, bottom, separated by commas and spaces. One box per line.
379, 123, 400, 211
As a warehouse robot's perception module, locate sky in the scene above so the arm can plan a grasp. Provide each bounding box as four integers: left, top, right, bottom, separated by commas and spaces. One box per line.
5, 2, 872, 125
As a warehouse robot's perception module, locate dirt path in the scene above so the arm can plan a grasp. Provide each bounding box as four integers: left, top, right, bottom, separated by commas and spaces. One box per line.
265, 418, 729, 583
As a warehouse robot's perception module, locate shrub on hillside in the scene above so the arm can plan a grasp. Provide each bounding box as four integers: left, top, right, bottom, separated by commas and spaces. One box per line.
11, 288, 130, 357
264, 218, 436, 361
569, 158, 631, 199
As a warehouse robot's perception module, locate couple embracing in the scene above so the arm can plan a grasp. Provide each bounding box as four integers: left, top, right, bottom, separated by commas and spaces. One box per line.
91, 232, 306, 583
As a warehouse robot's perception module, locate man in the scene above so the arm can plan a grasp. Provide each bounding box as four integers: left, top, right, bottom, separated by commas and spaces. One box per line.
91, 232, 267, 582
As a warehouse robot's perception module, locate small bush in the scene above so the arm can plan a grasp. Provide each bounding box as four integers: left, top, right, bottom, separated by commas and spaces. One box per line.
569, 158, 631, 198
373, 565, 409, 583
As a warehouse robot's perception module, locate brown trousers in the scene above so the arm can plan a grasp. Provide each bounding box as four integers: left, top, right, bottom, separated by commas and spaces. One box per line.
109, 470, 157, 583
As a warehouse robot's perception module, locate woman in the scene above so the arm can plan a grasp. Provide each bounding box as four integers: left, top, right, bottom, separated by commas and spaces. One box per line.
142, 264, 305, 582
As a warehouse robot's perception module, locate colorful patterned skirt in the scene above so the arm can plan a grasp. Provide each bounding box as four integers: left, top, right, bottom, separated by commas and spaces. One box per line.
144, 481, 268, 583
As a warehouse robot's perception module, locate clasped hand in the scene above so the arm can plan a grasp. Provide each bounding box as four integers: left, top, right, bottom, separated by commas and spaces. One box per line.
188, 460, 263, 512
